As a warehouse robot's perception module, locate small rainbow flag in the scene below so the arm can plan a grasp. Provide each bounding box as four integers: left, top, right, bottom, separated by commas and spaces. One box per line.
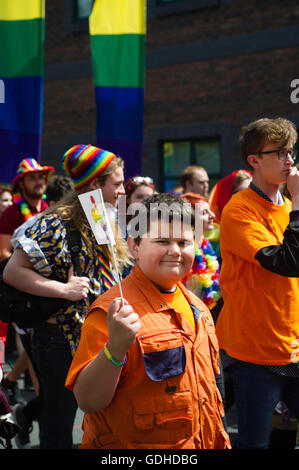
89, 0, 146, 179
0, 0, 45, 185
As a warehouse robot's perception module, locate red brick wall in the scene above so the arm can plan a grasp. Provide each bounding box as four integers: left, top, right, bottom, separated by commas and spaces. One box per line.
42, 0, 299, 169
45, 1, 91, 65
43, 77, 95, 141
144, 47, 299, 132
147, 0, 299, 48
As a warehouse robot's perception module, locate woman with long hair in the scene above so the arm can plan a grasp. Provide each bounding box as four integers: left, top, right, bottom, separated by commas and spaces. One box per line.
3, 144, 131, 449
125, 176, 155, 205
208, 169, 252, 224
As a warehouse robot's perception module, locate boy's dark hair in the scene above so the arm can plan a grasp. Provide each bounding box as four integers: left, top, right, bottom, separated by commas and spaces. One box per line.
129, 192, 195, 244
46, 175, 74, 203
239, 117, 298, 171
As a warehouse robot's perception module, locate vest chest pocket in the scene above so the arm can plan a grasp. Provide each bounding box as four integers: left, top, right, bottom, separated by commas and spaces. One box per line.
131, 391, 193, 447
137, 329, 186, 381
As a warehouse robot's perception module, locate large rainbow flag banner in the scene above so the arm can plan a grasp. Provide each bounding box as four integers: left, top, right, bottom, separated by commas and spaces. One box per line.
0, 1, 45, 185
89, 0, 146, 179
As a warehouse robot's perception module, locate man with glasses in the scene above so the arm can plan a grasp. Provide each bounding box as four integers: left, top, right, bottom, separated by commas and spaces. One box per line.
215, 117, 299, 449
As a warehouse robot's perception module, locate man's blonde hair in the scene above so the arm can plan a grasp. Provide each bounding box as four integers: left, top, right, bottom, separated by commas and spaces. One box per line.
95, 157, 124, 186
181, 165, 208, 190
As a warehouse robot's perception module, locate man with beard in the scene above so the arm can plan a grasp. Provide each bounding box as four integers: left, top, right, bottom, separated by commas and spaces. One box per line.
0, 158, 54, 448
0, 158, 54, 260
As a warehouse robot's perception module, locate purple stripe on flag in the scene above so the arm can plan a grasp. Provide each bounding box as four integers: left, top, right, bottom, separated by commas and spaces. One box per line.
95, 136, 142, 180
0, 76, 43, 134
0, 129, 41, 184
94, 86, 144, 141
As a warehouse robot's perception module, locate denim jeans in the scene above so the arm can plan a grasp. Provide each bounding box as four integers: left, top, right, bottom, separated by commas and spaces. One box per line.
228, 361, 299, 449
31, 324, 77, 449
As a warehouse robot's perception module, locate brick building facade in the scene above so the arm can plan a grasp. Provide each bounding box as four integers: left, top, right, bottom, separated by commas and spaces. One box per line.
42, 0, 299, 191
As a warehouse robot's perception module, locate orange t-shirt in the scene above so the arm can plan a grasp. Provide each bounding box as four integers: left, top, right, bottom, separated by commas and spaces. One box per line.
216, 187, 299, 365
160, 286, 196, 331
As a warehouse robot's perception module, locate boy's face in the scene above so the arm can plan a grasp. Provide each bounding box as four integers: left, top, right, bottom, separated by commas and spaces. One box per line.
249, 140, 295, 185
128, 219, 195, 291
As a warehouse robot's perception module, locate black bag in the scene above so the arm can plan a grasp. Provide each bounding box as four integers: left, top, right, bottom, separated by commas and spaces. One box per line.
0, 224, 82, 330
0, 416, 20, 449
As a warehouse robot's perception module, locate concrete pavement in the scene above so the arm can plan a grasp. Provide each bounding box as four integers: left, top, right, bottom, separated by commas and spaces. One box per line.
1, 347, 297, 450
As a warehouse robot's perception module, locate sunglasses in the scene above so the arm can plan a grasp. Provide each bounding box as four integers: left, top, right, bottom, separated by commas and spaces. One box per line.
131, 176, 154, 184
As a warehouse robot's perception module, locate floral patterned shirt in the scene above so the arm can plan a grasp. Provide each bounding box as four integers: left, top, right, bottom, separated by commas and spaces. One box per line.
16, 213, 113, 355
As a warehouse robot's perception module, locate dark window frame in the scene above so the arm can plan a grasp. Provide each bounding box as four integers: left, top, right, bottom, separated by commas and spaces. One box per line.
74, 0, 94, 21
65, 0, 232, 31
142, 122, 236, 192
162, 137, 222, 192
148, 0, 231, 19
64, 0, 94, 34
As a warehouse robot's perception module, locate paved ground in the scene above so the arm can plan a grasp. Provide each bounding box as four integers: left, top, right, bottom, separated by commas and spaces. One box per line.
0, 348, 239, 450
16, 403, 84, 449
1, 350, 238, 449
1, 345, 298, 450
1, 354, 83, 449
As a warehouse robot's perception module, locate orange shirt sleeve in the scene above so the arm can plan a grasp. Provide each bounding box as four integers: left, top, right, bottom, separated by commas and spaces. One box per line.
65, 308, 109, 390
220, 202, 280, 264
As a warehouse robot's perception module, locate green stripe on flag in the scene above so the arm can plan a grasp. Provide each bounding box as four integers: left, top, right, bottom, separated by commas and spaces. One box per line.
90, 34, 145, 88
0, 18, 44, 77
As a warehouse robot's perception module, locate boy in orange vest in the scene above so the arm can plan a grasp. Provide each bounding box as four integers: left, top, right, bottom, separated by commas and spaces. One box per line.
66, 193, 231, 449
216, 117, 299, 449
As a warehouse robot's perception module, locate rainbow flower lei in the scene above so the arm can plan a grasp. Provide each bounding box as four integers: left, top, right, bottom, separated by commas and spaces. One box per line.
14, 192, 48, 221
183, 237, 220, 308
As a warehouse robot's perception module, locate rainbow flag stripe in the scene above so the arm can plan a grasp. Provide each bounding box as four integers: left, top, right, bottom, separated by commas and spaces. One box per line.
74, 152, 116, 191
97, 245, 116, 291
62, 144, 116, 191
0, 0, 45, 185
89, 0, 146, 179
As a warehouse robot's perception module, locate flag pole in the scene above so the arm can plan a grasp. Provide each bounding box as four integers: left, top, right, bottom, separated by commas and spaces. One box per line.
78, 188, 125, 306
110, 244, 124, 306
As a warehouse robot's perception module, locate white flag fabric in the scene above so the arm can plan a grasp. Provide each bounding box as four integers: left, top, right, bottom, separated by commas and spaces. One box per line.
78, 189, 115, 245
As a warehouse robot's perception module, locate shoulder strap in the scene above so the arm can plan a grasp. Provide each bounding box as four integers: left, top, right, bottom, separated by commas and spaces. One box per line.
65, 223, 83, 276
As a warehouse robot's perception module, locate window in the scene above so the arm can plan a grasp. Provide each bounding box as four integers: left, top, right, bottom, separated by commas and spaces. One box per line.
74, 0, 94, 21
162, 138, 221, 193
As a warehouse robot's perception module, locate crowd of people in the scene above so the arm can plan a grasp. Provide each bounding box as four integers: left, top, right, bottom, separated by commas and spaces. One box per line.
0, 116, 298, 450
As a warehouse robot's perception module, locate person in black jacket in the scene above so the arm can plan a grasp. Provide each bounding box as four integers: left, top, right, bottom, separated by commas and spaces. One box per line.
215, 117, 299, 449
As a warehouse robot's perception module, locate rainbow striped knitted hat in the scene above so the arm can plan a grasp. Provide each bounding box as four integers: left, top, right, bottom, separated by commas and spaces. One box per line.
62, 144, 116, 190
11, 158, 55, 193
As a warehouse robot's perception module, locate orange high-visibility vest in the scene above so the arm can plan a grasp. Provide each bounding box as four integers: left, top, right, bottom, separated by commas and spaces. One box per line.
66, 265, 231, 449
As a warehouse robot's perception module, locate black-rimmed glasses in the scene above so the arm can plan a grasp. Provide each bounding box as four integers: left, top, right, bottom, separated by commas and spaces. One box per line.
255, 149, 297, 162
